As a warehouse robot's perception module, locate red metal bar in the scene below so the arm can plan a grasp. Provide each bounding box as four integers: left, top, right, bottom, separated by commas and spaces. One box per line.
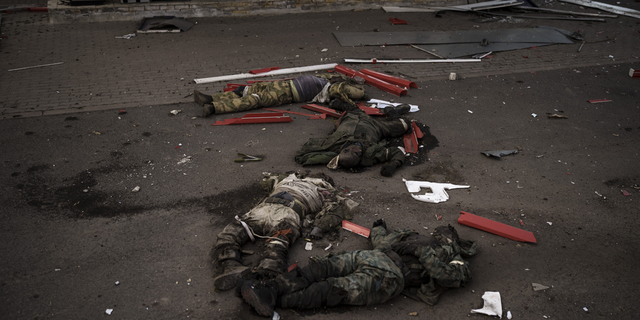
263, 108, 322, 119
403, 131, 418, 153
360, 69, 417, 89
302, 104, 343, 118
412, 121, 423, 138
458, 211, 537, 243
342, 220, 370, 238
335, 65, 407, 96
630, 68, 639, 78
358, 105, 385, 116
588, 99, 611, 103
212, 112, 293, 125
249, 67, 280, 74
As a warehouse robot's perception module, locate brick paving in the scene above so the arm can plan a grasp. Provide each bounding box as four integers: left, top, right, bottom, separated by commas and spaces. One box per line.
1, 0, 639, 119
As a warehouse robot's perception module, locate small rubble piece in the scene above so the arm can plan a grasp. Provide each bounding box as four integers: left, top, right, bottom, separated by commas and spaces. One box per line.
115, 33, 135, 39
105, 308, 113, 315
507, 310, 512, 319
177, 156, 192, 165
471, 291, 502, 318
408, 312, 418, 316
482, 149, 518, 158
630, 68, 639, 78
547, 113, 568, 119
132, 186, 141, 192
449, 72, 457, 80
305, 242, 313, 251
170, 109, 182, 115
115, 281, 120, 285
532, 283, 549, 291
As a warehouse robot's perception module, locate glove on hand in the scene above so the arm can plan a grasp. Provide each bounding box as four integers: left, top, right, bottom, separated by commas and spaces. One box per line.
380, 161, 401, 177
372, 219, 387, 231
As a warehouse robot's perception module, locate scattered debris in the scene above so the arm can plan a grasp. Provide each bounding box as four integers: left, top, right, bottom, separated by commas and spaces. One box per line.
588, 99, 612, 103
559, 0, 640, 19
92, 131, 101, 135
324, 243, 332, 250
249, 67, 280, 74
547, 113, 568, 119
177, 156, 192, 165
532, 283, 549, 291
383, 0, 523, 13
305, 242, 313, 251
234, 153, 262, 162
408, 312, 418, 316
342, 220, 370, 238
105, 308, 113, 315
630, 68, 639, 78
137, 16, 194, 33
458, 211, 537, 243
389, 18, 408, 25
8, 62, 64, 72
403, 180, 470, 203
449, 73, 457, 80
115, 281, 120, 285
115, 33, 135, 39
482, 149, 518, 158
170, 109, 182, 115
471, 291, 503, 318
507, 310, 512, 319
132, 186, 140, 192
622, 190, 630, 196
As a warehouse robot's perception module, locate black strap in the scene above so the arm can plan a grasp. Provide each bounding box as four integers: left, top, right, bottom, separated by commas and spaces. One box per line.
264, 196, 305, 218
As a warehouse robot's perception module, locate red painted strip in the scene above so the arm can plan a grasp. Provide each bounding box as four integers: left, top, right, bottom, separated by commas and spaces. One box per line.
411, 121, 423, 139
211, 113, 293, 125
360, 68, 417, 89
342, 220, 370, 238
389, 18, 408, 25
457, 211, 537, 243
588, 99, 611, 103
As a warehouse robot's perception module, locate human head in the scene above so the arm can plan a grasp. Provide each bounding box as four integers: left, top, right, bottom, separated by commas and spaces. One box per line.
337, 143, 362, 168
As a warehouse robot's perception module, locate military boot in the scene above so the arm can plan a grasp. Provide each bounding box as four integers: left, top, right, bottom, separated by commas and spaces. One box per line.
241, 279, 279, 317
214, 260, 249, 291
193, 90, 213, 106
202, 104, 215, 117
383, 104, 411, 119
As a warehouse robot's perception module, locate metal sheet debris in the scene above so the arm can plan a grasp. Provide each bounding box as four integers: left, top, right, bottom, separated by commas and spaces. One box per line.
482, 149, 519, 158
559, 0, 640, 19
344, 58, 481, 63
383, 0, 523, 13
137, 16, 194, 33
334, 27, 574, 47
403, 180, 470, 203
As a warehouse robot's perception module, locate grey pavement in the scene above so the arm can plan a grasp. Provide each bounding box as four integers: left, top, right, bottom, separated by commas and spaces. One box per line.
1, 1, 639, 119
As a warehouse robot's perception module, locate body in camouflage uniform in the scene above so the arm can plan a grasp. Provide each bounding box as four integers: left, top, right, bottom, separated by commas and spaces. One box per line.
194, 74, 366, 116
238, 222, 477, 317
212, 173, 358, 291
295, 109, 409, 175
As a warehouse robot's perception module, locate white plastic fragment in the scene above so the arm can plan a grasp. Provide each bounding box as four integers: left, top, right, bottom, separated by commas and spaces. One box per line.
115, 281, 120, 285
324, 243, 332, 250
366, 98, 419, 113
305, 242, 313, 251
547, 221, 553, 225
471, 291, 503, 318
403, 179, 470, 203
583, 307, 588, 312
105, 308, 113, 315
449, 72, 457, 80
170, 109, 182, 115
132, 186, 140, 192
507, 310, 512, 319
532, 113, 537, 117
321, 48, 328, 52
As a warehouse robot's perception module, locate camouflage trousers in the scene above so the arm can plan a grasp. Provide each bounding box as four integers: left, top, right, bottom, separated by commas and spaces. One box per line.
213, 202, 301, 274
278, 250, 405, 309
211, 81, 294, 114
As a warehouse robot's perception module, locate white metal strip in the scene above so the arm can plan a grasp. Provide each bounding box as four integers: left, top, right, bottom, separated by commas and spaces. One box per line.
194, 63, 338, 84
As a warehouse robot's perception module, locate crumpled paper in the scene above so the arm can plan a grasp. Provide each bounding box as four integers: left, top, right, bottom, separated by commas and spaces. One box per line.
471, 291, 502, 318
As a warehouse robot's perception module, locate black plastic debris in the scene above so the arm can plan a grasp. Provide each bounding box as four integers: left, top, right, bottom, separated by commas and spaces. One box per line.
137, 16, 194, 33
482, 150, 519, 158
